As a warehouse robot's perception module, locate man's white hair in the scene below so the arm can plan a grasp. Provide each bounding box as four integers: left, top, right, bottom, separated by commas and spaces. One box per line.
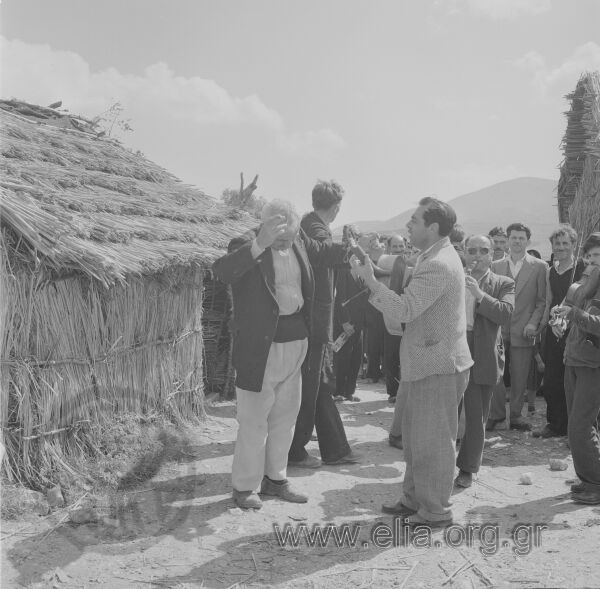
261, 198, 300, 231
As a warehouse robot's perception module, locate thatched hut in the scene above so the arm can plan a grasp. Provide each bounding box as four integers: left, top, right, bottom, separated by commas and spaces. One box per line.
0, 100, 253, 485
557, 72, 600, 239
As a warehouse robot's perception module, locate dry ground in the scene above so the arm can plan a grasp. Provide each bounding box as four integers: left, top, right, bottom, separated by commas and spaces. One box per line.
2, 381, 600, 589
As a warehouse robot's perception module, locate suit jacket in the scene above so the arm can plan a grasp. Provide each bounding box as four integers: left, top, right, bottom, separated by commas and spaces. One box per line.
369, 237, 473, 382
470, 272, 515, 386
491, 254, 548, 347
212, 227, 347, 392
300, 211, 347, 343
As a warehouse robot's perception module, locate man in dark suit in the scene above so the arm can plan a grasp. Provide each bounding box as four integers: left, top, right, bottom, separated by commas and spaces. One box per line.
455, 235, 515, 488
213, 199, 348, 509
288, 181, 360, 467
487, 223, 548, 431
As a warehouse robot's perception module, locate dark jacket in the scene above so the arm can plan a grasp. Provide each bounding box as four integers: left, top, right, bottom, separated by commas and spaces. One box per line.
212, 227, 347, 392
470, 271, 515, 386
564, 293, 600, 368
301, 211, 348, 343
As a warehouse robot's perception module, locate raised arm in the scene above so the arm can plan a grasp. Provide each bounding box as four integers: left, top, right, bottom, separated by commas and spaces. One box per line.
354, 257, 449, 324
476, 277, 515, 325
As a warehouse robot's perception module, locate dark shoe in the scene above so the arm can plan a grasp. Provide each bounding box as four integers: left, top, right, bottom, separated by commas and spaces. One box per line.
260, 477, 308, 503
486, 418, 505, 431
323, 450, 362, 465
232, 490, 263, 510
381, 501, 417, 516
528, 404, 536, 414
404, 514, 453, 528
347, 395, 361, 402
509, 420, 532, 431
571, 491, 600, 505
288, 455, 321, 469
388, 396, 396, 404
455, 470, 473, 488
404, 513, 452, 529
571, 481, 586, 493
388, 434, 403, 449
532, 425, 560, 438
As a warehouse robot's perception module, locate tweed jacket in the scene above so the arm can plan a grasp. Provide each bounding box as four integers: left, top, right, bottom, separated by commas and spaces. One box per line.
369, 237, 473, 382
212, 227, 347, 392
300, 211, 348, 343
470, 272, 515, 386
491, 254, 548, 347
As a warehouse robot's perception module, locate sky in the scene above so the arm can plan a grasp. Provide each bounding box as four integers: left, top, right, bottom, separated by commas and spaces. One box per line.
1, 0, 599, 226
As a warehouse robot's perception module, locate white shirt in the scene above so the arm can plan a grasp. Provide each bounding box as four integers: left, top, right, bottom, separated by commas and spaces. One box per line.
508, 253, 526, 279
251, 239, 303, 315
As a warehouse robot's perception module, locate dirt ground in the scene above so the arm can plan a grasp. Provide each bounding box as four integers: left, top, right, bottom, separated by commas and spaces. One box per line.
2, 381, 600, 589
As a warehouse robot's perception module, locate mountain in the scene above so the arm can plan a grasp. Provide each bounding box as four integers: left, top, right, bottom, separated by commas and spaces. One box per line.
336, 177, 559, 257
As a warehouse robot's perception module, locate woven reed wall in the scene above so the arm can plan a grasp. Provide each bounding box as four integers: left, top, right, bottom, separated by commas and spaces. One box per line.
1, 230, 205, 485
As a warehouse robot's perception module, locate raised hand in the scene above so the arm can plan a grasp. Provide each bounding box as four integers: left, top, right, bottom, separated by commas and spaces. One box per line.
465, 275, 483, 300
350, 255, 376, 287
256, 215, 289, 249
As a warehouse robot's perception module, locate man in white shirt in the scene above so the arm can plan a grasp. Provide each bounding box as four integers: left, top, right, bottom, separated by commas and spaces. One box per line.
487, 223, 548, 431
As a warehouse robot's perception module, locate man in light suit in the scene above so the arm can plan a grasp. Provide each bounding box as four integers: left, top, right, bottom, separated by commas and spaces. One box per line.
351, 197, 473, 527
455, 235, 514, 488
213, 199, 348, 510
487, 223, 548, 431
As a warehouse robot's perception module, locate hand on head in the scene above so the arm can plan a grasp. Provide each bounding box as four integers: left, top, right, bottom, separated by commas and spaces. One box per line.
256, 215, 289, 249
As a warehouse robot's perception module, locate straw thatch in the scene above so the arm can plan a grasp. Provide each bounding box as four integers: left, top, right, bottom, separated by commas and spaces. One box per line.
557, 72, 600, 239
0, 100, 253, 485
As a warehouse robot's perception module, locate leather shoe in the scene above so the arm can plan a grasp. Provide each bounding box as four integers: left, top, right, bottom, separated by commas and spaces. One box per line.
388, 396, 397, 404
532, 425, 561, 438
388, 434, 403, 449
381, 501, 417, 516
571, 481, 586, 493
232, 490, 262, 510
485, 418, 505, 431
260, 477, 308, 503
454, 470, 473, 488
288, 455, 321, 469
509, 420, 532, 431
571, 491, 600, 505
323, 450, 362, 465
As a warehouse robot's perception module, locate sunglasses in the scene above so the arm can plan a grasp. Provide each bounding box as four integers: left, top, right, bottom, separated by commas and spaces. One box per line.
466, 247, 490, 255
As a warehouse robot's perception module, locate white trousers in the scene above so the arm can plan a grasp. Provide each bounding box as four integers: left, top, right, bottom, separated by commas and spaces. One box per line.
232, 338, 308, 492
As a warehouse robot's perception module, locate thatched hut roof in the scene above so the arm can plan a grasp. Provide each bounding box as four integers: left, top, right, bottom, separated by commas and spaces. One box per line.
557, 72, 600, 228
0, 100, 255, 286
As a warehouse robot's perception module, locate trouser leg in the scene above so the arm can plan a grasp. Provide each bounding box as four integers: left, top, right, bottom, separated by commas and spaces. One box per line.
565, 366, 600, 492
234, 340, 307, 491
457, 381, 494, 473
400, 370, 470, 522
509, 346, 533, 421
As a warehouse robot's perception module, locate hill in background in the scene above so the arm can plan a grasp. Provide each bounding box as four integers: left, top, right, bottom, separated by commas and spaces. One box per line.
335, 177, 559, 258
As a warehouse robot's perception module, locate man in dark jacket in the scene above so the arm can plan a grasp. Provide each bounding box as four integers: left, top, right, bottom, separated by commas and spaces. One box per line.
213, 199, 348, 509
288, 180, 361, 468
455, 235, 514, 488
552, 232, 600, 506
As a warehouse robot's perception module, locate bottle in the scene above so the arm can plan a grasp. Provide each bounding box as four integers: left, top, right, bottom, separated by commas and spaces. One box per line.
332, 324, 355, 353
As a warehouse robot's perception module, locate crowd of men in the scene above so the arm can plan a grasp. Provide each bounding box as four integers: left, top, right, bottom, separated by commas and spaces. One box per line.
213, 180, 600, 525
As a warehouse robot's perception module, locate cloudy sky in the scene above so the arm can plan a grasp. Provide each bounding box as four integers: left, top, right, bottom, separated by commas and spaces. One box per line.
2, 0, 599, 225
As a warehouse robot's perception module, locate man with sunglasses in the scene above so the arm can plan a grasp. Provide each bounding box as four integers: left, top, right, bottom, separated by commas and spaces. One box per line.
455, 236, 514, 488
